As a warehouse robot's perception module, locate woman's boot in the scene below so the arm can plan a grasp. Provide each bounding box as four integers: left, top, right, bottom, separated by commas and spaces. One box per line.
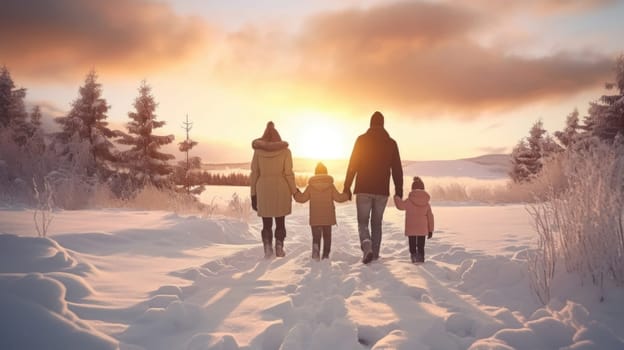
261, 229, 273, 258
275, 227, 286, 257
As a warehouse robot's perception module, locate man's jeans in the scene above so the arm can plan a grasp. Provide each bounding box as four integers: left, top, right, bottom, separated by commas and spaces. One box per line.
356, 193, 388, 258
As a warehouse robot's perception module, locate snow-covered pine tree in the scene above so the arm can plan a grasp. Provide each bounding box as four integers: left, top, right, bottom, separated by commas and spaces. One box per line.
554, 109, 582, 148
0, 66, 30, 146
510, 120, 562, 183
0, 66, 19, 128
53, 70, 119, 177
509, 139, 533, 183
582, 55, 624, 143
0, 67, 50, 203
117, 81, 175, 188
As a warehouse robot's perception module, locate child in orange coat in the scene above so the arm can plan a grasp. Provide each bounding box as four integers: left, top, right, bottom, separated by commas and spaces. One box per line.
294, 162, 349, 260
394, 176, 435, 263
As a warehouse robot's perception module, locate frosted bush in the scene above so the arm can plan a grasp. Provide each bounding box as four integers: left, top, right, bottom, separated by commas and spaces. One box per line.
87, 183, 251, 220
425, 173, 561, 204
430, 182, 469, 202
527, 139, 624, 302
89, 183, 203, 214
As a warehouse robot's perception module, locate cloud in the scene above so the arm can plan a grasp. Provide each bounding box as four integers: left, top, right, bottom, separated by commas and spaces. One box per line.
215, 1, 615, 118
0, 0, 209, 79
464, 0, 618, 14
300, 2, 484, 54
295, 1, 614, 114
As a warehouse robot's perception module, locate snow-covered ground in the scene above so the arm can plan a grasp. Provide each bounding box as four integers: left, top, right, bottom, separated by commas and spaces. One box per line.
1, 157, 622, 349
1, 200, 623, 349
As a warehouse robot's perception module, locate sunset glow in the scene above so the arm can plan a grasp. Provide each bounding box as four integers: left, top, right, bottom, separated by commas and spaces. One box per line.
1, 0, 623, 162
288, 113, 352, 160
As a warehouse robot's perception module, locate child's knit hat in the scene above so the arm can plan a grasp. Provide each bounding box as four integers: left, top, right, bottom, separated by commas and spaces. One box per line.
412, 176, 425, 190
315, 162, 328, 175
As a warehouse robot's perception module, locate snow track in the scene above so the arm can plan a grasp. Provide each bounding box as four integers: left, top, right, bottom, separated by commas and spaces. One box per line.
103, 206, 537, 350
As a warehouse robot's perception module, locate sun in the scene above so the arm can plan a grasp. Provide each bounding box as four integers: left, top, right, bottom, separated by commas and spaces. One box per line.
289, 113, 350, 160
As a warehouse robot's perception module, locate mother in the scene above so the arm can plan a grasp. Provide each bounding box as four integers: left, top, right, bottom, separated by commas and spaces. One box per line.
250, 121, 297, 258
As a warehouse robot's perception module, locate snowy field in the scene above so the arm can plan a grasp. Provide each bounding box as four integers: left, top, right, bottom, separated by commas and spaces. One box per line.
1, 156, 623, 349
1, 202, 623, 350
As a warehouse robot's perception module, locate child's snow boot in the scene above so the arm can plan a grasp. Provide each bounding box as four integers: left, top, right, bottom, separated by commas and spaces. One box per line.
312, 243, 320, 261
263, 239, 273, 258
410, 254, 418, 263
275, 241, 285, 257
322, 235, 331, 259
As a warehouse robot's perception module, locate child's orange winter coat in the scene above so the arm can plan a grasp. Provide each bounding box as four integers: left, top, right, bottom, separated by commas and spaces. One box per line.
394, 189, 434, 236
294, 174, 348, 226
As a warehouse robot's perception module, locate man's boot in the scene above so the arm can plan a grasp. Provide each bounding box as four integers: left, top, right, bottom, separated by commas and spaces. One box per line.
361, 239, 373, 264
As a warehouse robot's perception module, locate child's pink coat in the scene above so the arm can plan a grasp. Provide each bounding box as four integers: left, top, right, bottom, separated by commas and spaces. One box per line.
394, 189, 434, 236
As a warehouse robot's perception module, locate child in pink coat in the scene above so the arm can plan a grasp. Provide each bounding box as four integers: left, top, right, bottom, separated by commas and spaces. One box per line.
394, 176, 435, 263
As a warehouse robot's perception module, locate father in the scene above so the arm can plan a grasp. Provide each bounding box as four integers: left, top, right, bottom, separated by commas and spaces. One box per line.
343, 111, 403, 264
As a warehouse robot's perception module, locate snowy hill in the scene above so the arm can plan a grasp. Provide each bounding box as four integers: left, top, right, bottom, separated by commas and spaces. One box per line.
1, 203, 622, 349
403, 154, 510, 180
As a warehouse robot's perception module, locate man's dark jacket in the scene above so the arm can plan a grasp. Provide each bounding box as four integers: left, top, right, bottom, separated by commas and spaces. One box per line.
344, 126, 403, 197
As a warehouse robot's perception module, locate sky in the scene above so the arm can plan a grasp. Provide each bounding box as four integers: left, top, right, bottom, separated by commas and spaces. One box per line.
1, 0, 623, 162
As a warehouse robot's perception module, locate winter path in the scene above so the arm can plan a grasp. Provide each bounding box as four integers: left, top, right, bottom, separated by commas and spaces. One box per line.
1, 204, 623, 350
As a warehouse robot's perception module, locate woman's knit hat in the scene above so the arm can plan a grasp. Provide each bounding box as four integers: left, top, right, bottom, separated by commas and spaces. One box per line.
412, 176, 425, 190
261, 121, 282, 142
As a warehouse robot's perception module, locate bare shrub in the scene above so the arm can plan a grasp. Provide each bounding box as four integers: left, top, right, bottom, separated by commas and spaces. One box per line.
32, 177, 55, 237
203, 197, 218, 217
526, 198, 558, 304
226, 193, 251, 221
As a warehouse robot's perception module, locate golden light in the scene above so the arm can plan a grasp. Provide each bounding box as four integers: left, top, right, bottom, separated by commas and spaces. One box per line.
288, 112, 350, 160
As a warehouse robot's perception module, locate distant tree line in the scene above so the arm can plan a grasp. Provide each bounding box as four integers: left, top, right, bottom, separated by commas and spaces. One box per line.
184, 172, 311, 187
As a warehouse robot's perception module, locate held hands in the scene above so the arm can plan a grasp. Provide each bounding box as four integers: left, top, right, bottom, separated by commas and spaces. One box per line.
427, 232, 433, 239
251, 195, 257, 211
344, 188, 352, 200
395, 188, 403, 199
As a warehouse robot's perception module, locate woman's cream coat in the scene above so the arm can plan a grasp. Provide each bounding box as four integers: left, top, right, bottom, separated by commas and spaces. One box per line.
250, 142, 297, 218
